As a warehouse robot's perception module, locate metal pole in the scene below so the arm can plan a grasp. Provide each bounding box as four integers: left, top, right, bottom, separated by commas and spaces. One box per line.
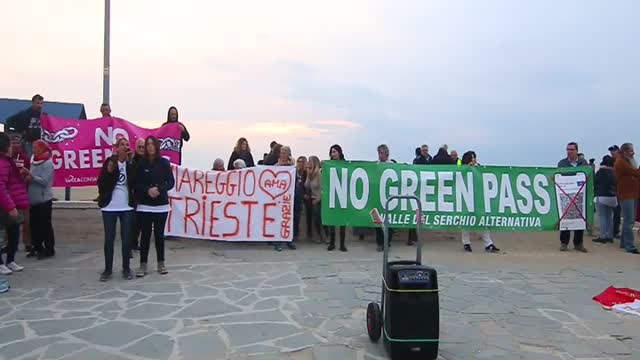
103, 0, 110, 104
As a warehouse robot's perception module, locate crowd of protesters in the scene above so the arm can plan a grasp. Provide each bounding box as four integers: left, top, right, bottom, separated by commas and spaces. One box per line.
0, 94, 639, 291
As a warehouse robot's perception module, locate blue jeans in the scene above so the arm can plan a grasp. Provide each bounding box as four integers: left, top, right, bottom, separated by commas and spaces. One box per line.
596, 202, 614, 240
620, 199, 637, 252
0, 224, 20, 265
102, 210, 133, 272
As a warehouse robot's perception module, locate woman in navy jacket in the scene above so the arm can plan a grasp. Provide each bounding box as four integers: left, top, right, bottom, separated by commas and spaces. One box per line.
135, 136, 175, 277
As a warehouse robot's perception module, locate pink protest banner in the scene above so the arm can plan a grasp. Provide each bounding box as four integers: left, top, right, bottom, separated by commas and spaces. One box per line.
41, 115, 183, 187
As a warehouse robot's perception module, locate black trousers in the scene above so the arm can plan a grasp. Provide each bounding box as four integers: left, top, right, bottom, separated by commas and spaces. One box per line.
305, 200, 323, 238
139, 212, 168, 264
408, 229, 417, 243
376, 228, 395, 247
329, 226, 346, 247
30, 201, 55, 255
304, 200, 313, 237
560, 230, 583, 246
131, 211, 142, 248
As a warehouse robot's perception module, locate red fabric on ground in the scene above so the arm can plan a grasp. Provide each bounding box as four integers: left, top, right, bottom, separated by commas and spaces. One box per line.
593, 286, 640, 308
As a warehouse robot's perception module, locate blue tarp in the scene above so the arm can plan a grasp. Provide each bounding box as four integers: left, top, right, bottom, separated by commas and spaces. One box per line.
0, 98, 87, 124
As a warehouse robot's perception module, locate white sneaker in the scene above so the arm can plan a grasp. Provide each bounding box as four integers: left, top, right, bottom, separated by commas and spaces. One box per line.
0, 265, 12, 275
7, 262, 23, 272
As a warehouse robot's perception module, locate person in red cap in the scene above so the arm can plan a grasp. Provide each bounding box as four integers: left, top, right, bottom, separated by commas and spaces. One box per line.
21, 140, 56, 259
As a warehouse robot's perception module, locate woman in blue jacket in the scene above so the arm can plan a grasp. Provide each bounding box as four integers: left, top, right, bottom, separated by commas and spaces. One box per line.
135, 136, 175, 277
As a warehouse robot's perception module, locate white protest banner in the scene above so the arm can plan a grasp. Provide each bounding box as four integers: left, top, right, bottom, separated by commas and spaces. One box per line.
167, 165, 295, 242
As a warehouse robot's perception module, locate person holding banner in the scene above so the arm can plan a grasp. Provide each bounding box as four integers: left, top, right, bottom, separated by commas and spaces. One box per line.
327, 145, 347, 252
97, 138, 136, 281
212, 158, 225, 171
375, 144, 395, 252
460, 151, 501, 253
5, 94, 45, 157
163, 106, 190, 162
135, 136, 176, 276
557, 142, 589, 252
227, 137, 255, 170
100, 103, 112, 118
305, 156, 324, 245
274, 146, 298, 251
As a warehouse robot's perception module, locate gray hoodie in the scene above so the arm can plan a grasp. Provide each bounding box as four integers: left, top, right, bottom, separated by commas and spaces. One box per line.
28, 159, 54, 205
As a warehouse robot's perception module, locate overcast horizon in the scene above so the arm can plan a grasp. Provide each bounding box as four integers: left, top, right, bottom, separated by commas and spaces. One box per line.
2, 0, 639, 169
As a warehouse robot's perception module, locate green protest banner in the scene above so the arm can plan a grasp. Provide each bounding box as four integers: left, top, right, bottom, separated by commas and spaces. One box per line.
321, 161, 593, 231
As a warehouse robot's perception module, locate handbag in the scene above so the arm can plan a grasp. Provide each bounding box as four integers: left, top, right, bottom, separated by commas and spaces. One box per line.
0, 209, 24, 226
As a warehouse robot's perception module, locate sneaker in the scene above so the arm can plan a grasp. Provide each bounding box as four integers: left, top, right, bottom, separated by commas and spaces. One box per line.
136, 263, 148, 278
26, 250, 38, 258
327, 244, 335, 251
0, 279, 9, 293
464, 244, 472, 252
7, 262, 23, 272
157, 262, 168, 275
560, 244, 568, 251
485, 244, 500, 253
99, 271, 112, 282
122, 269, 134, 280
286, 242, 297, 250
627, 249, 640, 254
376, 245, 383, 252
339, 246, 348, 252
592, 238, 608, 244
274, 244, 283, 252
0, 265, 12, 275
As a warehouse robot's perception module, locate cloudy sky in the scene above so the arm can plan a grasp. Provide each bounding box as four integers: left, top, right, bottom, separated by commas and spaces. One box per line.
2, 0, 639, 169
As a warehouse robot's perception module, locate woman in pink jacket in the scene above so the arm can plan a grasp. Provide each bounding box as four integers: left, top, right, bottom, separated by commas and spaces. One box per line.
0, 133, 30, 275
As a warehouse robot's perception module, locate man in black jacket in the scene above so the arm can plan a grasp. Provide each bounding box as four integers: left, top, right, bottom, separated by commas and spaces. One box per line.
557, 142, 588, 252
413, 145, 432, 165
6, 94, 45, 157
264, 142, 281, 165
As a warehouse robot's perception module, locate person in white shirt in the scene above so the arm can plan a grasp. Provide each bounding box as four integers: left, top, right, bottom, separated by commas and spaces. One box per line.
376, 144, 395, 251
97, 138, 136, 281
460, 151, 500, 253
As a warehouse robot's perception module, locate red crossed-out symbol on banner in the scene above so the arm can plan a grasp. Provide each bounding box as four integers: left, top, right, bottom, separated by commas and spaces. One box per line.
553, 175, 589, 228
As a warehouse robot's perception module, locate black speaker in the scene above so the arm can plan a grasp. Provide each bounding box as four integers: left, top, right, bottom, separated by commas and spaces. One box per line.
383, 261, 439, 360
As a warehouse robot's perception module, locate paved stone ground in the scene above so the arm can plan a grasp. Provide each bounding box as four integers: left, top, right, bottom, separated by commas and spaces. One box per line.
1, 209, 640, 360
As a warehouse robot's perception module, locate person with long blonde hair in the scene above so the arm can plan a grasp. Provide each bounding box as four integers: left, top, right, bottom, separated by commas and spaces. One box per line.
273, 146, 298, 251
304, 156, 323, 244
